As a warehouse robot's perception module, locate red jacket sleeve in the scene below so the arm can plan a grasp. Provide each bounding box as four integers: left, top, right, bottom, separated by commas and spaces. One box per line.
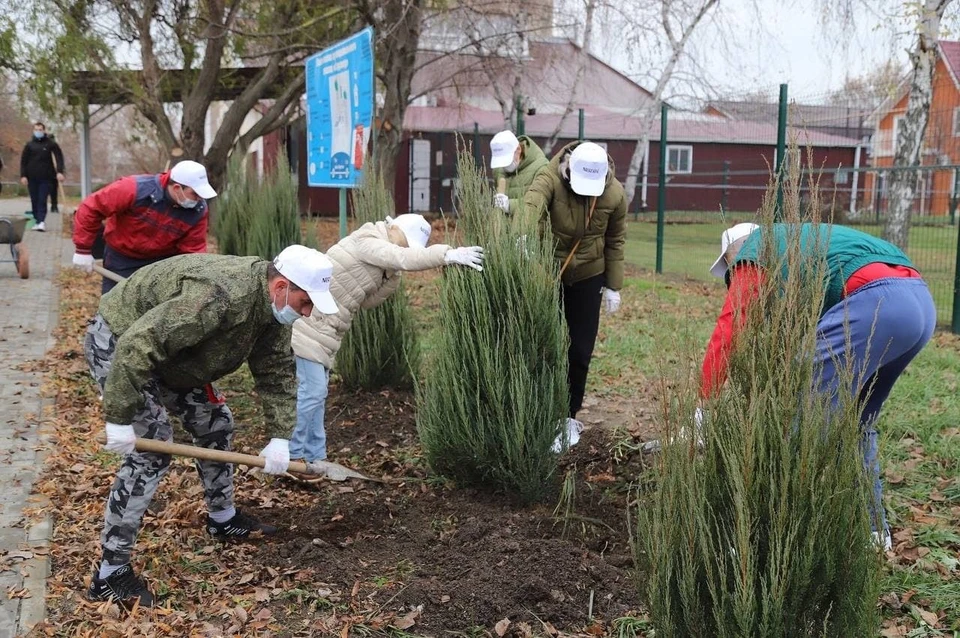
73, 177, 137, 254
700, 265, 765, 398
176, 210, 209, 254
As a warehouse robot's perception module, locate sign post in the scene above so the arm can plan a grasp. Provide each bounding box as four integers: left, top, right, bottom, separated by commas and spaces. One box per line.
305, 27, 375, 239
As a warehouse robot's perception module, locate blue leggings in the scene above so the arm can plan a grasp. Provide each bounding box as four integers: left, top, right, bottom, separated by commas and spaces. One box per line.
814, 277, 936, 534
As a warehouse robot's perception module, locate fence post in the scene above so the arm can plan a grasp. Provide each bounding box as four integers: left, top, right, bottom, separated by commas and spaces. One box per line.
578, 108, 585, 141
656, 103, 667, 275
951, 168, 959, 225
473, 122, 480, 168
516, 96, 525, 136
775, 83, 788, 221
953, 219, 960, 333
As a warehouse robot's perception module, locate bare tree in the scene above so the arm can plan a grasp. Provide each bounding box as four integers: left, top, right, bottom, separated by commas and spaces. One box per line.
542, 0, 597, 155
615, 0, 720, 208
7, 0, 349, 189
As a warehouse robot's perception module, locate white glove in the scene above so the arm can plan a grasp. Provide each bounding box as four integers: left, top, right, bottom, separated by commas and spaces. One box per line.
494, 193, 510, 212
603, 288, 621, 314
72, 253, 94, 272
105, 423, 137, 456
444, 246, 484, 271
259, 438, 290, 475
694, 407, 704, 428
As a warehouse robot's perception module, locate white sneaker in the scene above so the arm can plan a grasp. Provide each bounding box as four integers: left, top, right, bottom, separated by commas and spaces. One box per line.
551, 418, 584, 453
33, 221, 46, 232
872, 531, 892, 552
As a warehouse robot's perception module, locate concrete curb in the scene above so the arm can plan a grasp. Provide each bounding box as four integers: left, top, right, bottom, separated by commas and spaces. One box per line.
16, 221, 65, 636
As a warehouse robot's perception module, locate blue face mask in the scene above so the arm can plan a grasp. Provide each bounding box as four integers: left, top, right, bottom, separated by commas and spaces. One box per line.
33, 131, 44, 140
271, 287, 301, 325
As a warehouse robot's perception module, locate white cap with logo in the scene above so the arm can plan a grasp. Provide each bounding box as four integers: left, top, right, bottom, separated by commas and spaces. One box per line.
709, 223, 760, 278
273, 245, 339, 314
569, 142, 608, 197
387, 214, 432, 249
489, 130, 520, 169
170, 160, 218, 200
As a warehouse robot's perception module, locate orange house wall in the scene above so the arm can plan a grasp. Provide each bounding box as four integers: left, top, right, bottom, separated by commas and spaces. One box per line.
866, 57, 960, 216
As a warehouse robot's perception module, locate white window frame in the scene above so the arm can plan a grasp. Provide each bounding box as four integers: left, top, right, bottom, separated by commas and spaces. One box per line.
666, 144, 693, 174
953, 107, 960, 137
891, 115, 903, 154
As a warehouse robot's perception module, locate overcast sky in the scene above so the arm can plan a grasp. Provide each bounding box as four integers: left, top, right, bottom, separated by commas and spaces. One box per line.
580, 0, 921, 103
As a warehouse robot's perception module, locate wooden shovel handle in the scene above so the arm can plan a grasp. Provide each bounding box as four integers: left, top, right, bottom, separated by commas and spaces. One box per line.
104, 436, 313, 474
497, 177, 507, 195
93, 260, 126, 283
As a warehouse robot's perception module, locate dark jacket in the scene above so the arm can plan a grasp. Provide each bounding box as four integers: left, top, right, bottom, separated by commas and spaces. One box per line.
521, 141, 627, 290
20, 135, 65, 181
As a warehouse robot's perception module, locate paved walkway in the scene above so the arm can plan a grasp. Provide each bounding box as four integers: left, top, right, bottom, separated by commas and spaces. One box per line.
0, 199, 67, 637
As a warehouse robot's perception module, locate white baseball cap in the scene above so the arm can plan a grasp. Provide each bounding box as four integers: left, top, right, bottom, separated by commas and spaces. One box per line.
490, 130, 520, 169
170, 160, 217, 199
387, 214, 432, 249
569, 142, 608, 197
709, 223, 759, 278
273, 245, 339, 314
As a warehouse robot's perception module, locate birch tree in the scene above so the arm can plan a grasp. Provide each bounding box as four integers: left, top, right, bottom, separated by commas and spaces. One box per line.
822, 0, 957, 249
615, 0, 719, 209
886, 0, 952, 249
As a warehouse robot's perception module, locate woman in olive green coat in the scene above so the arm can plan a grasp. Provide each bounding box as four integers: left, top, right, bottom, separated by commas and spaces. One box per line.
522, 140, 627, 434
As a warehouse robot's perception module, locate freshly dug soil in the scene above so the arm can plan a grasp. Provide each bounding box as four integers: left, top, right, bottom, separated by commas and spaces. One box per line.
244, 388, 651, 635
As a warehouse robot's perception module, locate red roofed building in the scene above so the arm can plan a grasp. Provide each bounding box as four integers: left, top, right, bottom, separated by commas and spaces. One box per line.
863, 41, 960, 216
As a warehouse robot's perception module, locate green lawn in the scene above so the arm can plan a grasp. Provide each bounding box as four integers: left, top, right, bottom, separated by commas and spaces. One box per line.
403, 267, 959, 632
624, 220, 960, 325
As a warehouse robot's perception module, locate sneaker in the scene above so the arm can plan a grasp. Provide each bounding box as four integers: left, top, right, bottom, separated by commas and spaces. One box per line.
206, 510, 278, 539
87, 564, 155, 607
551, 418, 584, 453
872, 530, 893, 552
33, 221, 46, 232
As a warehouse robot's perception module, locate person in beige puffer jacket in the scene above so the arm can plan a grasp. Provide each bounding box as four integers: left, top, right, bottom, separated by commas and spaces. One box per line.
288, 214, 484, 464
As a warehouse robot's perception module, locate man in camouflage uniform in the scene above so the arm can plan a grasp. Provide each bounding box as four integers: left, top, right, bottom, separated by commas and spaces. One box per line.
83, 246, 339, 607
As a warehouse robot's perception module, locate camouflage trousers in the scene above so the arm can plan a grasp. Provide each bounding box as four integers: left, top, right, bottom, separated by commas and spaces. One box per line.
84, 314, 236, 566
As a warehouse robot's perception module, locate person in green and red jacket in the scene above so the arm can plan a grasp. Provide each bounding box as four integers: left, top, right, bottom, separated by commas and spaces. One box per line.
702, 222, 935, 552
71, 160, 216, 292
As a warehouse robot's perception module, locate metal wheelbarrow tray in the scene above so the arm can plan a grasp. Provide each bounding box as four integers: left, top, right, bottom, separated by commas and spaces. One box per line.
0, 217, 29, 279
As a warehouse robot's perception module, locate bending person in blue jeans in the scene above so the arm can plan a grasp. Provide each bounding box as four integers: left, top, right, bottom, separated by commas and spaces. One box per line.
702, 222, 936, 552
289, 214, 484, 470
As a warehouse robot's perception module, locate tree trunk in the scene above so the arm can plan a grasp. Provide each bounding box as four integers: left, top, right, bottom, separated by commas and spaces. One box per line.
542, 0, 596, 156
375, 0, 423, 198
624, 132, 650, 210
883, 0, 950, 250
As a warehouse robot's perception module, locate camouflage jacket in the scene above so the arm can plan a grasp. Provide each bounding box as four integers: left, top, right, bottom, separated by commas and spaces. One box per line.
98, 254, 297, 437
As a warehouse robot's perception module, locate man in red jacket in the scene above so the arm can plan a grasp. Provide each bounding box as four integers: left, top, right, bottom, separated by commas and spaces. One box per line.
72, 160, 217, 292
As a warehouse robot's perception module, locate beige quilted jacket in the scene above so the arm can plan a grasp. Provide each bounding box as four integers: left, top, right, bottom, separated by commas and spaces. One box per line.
291, 221, 449, 367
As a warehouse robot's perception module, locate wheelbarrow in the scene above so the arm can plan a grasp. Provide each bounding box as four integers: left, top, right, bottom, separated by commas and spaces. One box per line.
0, 216, 29, 279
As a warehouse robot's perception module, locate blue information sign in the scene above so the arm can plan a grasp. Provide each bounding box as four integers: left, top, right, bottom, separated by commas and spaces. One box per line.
305, 27, 375, 188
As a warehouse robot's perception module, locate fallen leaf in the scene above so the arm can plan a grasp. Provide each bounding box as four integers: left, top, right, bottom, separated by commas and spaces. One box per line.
885, 471, 905, 485
254, 588, 269, 602
495, 618, 511, 636
394, 607, 421, 630
541, 620, 559, 636
914, 605, 939, 627
2, 551, 33, 562
585, 622, 606, 636
237, 572, 255, 585
254, 608, 272, 622
440, 595, 450, 603
879, 592, 901, 610
233, 606, 248, 626
331, 513, 344, 522
880, 625, 907, 637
